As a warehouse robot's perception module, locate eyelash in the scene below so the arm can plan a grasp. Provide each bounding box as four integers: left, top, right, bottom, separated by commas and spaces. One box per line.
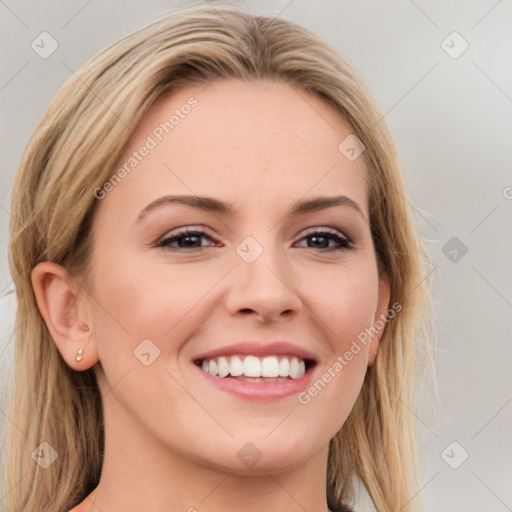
155, 227, 353, 253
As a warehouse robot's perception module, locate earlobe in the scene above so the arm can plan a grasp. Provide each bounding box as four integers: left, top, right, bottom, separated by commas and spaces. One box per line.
368, 272, 392, 367
31, 262, 98, 370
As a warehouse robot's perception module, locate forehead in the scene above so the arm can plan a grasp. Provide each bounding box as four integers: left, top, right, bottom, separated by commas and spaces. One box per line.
96, 79, 369, 222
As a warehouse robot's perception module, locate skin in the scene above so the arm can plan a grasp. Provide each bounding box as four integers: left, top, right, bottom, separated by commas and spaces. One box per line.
32, 79, 390, 512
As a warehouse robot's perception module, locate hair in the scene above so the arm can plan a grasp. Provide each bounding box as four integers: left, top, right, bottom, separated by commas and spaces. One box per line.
1, 3, 438, 511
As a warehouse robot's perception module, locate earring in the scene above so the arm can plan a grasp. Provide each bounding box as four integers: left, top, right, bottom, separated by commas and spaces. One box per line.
79, 323, 90, 332
75, 347, 84, 362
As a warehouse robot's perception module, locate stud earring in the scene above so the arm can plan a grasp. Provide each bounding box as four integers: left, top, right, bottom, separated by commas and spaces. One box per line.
75, 348, 84, 362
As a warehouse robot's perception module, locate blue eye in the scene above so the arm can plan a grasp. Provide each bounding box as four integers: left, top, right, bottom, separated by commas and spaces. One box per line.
156, 227, 352, 252
156, 229, 215, 250
295, 228, 352, 252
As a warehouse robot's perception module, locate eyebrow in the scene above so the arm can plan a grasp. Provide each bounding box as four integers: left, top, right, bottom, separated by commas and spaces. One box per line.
136, 194, 366, 222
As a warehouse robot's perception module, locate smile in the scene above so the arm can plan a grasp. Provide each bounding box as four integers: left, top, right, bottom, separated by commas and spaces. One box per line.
195, 354, 316, 380
191, 342, 319, 400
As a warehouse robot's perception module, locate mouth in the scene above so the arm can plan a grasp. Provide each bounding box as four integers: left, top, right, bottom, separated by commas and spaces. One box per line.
192, 345, 318, 400
194, 354, 317, 381
191, 341, 318, 400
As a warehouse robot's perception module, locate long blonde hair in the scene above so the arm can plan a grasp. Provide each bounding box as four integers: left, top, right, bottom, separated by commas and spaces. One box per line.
2, 4, 438, 511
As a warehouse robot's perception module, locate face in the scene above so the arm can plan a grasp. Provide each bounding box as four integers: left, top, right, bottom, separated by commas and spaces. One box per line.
82, 79, 390, 474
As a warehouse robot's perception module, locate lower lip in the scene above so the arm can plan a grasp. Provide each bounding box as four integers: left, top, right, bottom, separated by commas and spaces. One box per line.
194, 364, 315, 400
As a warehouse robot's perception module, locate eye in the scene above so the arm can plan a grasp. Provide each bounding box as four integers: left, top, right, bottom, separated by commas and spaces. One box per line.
156, 228, 217, 250
294, 228, 353, 252
155, 227, 353, 252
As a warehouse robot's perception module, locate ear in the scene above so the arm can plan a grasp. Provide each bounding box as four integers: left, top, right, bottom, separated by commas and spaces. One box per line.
368, 271, 391, 367
31, 261, 99, 371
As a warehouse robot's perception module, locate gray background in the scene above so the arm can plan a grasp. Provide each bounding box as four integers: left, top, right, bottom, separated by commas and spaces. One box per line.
1, 1, 511, 511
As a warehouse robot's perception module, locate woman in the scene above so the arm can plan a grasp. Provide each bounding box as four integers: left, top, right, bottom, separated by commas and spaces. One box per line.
2, 4, 437, 511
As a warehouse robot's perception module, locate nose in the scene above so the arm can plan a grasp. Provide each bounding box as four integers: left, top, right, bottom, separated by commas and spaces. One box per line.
225, 239, 303, 323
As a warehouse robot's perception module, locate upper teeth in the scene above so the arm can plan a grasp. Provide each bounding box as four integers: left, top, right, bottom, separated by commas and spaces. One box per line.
200, 355, 306, 379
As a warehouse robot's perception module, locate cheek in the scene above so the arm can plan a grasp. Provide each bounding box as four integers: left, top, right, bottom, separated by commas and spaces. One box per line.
296, 261, 379, 419
87, 255, 225, 395
89, 253, 203, 340
301, 259, 379, 348
295, 268, 376, 426
86, 259, 201, 421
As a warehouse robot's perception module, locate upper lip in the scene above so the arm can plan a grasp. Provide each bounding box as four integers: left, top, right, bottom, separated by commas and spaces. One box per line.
192, 341, 318, 363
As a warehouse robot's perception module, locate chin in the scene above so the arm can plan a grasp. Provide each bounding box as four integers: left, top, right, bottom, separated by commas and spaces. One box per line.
193, 435, 321, 476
